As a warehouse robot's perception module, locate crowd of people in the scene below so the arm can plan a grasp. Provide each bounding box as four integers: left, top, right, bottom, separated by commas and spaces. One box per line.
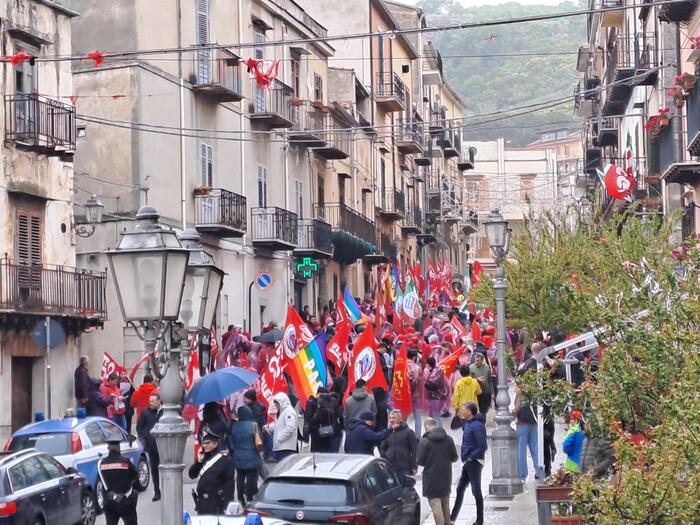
72, 295, 596, 525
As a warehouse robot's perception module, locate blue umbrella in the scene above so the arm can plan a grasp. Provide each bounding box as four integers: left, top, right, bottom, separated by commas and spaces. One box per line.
185, 367, 259, 405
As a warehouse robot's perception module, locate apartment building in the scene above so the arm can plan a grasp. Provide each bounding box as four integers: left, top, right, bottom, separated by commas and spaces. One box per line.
69, 0, 334, 364
464, 139, 558, 265
574, 0, 700, 240
0, 0, 107, 440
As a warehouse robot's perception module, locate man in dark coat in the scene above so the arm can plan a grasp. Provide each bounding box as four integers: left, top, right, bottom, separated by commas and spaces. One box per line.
451, 403, 487, 525
379, 410, 417, 479
86, 377, 111, 418
74, 356, 92, 408
188, 431, 236, 515
136, 393, 162, 502
417, 417, 458, 525
344, 412, 389, 455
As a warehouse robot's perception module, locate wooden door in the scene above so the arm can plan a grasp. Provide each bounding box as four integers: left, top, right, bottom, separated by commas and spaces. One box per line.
12, 357, 33, 431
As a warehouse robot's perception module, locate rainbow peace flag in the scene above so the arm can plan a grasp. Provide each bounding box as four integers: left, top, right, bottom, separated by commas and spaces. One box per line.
287, 332, 327, 408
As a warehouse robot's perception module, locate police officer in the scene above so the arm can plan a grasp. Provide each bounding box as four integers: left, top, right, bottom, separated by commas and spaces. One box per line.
188, 431, 235, 515
98, 437, 141, 525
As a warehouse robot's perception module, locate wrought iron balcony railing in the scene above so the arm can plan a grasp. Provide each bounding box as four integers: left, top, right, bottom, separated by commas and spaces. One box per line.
250, 207, 298, 249
5, 93, 76, 155
193, 49, 243, 102
194, 188, 247, 238
315, 202, 375, 244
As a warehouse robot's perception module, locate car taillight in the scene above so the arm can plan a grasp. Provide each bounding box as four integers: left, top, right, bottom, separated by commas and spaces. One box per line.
0, 501, 17, 516
244, 509, 270, 517
3, 438, 12, 452
330, 513, 369, 525
71, 432, 82, 454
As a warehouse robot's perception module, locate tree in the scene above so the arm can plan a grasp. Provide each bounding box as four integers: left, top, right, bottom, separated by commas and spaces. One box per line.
473, 205, 700, 523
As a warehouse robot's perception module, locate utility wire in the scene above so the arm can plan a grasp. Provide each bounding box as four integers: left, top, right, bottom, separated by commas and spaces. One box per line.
23, 0, 689, 63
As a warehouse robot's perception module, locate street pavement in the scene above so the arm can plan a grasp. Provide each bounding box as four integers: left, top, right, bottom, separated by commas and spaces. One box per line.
97, 383, 565, 524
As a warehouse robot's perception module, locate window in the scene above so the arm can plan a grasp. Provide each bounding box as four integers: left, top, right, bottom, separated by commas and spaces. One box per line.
14, 44, 37, 94
294, 179, 303, 217
100, 422, 125, 442
15, 210, 42, 266
85, 423, 106, 446
313, 73, 323, 102
196, 0, 210, 84
10, 433, 72, 455
199, 142, 213, 187
364, 463, 389, 497
564, 145, 571, 157
259, 479, 353, 505
338, 174, 346, 205
36, 455, 65, 480
257, 165, 268, 208
520, 176, 535, 202
291, 53, 301, 98
9, 457, 50, 491
254, 30, 266, 112
557, 131, 568, 139
317, 175, 325, 208
380, 463, 399, 489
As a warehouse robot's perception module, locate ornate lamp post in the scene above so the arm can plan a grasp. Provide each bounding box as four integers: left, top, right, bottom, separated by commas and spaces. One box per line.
484, 209, 523, 496
105, 207, 192, 525
76, 194, 104, 237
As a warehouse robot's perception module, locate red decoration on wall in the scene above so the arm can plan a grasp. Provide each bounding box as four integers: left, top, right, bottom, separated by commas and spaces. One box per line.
4, 51, 32, 65
87, 50, 105, 67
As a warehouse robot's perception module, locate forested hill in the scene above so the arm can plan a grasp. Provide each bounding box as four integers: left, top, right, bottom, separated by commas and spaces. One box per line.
417, 0, 587, 146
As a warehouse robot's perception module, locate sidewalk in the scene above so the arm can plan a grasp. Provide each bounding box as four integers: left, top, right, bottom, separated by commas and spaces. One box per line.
414, 389, 567, 525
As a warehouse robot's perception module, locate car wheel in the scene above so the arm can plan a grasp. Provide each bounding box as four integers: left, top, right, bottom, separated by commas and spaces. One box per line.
137, 455, 150, 490
95, 479, 105, 514
80, 491, 97, 525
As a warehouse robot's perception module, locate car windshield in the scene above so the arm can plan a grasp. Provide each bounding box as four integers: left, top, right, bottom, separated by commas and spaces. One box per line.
11, 433, 72, 456
259, 478, 353, 506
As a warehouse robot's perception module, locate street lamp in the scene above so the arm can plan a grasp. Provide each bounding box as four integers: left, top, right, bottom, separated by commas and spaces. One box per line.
484, 209, 523, 496
105, 206, 192, 525
75, 194, 104, 237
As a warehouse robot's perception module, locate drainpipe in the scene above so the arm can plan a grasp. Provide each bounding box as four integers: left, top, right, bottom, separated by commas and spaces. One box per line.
674, 24, 684, 163
238, 0, 248, 326
178, 0, 186, 229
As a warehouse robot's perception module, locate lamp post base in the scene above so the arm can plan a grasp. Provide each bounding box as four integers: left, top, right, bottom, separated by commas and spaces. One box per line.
489, 426, 523, 496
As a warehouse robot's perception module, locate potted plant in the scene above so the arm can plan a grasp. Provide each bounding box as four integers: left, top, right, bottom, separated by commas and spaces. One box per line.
193, 186, 211, 196
537, 470, 582, 524
658, 107, 670, 126
680, 72, 695, 92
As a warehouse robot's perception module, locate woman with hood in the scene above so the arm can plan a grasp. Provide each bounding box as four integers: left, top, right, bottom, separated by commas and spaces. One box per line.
229, 405, 263, 506
309, 393, 341, 452
264, 392, 298, 461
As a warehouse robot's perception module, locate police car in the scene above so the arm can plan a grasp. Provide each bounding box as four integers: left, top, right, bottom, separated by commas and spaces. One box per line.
4, 412, 150, 513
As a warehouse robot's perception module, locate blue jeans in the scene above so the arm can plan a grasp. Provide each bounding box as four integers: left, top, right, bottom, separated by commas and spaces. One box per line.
517, 423, 543, 480
112, 414, 127, 431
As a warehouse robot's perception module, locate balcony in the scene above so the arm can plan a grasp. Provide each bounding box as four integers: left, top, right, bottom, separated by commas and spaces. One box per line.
460, 209, 480, 234
377, 189, 405, 221
0, 258, 107, 328
687, 79, 700, 156
289, 101, 327, 147
194, 188, 247, 238
659, 0, 698, 22
314, 118, 350, 160
574, 82, 596, 118
250, 207, 298, 251
401, 206, 422, 234
603, 33, 657, 116
5, 94, 76, 156
250, 80, 294, 129
422, 47, 442, 85
294, 218, 333, 259
458, 146, 476, 171
437, 124, 459, 158
417, 213, 439, 244
375, 72, 407, 112
364, 232, 397, 265
600, 0, 624, 27
395, 121, 424, 154
193, 49, 243, 102
315, 203, 376, 263
593, 116, 620, 148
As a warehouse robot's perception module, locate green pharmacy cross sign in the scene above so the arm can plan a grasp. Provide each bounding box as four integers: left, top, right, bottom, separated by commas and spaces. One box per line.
296, 257, 318, 278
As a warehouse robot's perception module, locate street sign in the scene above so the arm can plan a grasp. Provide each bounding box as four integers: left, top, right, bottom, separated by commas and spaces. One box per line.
255, 271, 274, 291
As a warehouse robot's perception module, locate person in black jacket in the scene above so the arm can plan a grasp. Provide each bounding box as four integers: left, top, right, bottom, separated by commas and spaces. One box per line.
74, 356, 92, 408
417, 418, 458, 525
451, 403, 487, 525
98, 437, 142, 525
243, 390, 267, 430
199, 402, 230, 453
136, 393, 162, 502
188, 431, 236, 515
372, 386, 389, 431
309, 393, 341, 452
86, 377, 111, 418
344, 412, 390, 454
379, 410, 417, 479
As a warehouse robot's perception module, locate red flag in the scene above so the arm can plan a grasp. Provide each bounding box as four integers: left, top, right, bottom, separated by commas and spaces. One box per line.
450, 316, 469, 343
281, 305, 314, 366
437, 346, 463, 378
390, 345, 412, 418
348, 324, 388, 392
184, 347, 200, 391
209, 325, 219, 368
327, 320, 351, 371
471, 261, 482, 287
101, 352, 126, 380
336, 292, 349, 327
603, 163, 633, 200
256, 345, 286, 408
375, 292, 387, 332
392, 309, 406, 335
471, 319, 482, 343
128, 353, 151, 382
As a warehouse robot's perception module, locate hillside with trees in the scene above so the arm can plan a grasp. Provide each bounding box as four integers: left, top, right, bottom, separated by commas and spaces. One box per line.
418, 0, 586, 146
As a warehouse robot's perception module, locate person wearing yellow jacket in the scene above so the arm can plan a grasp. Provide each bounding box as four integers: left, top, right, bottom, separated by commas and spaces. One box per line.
452, 366, 482, 412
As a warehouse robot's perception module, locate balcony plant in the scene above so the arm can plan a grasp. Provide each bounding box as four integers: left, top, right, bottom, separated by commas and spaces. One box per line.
668, 85, 686, 108
679, 72, 695, 92
193, 186, 211, 196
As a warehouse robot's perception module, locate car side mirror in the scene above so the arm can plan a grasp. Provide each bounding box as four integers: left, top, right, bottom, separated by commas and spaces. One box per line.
402, 475, 416, 488
128, 434, 137, 446
66, 467, 78, 475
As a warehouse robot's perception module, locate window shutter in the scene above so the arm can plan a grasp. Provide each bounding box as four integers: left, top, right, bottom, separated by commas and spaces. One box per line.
199, 143, 213, 187
196, 0, 210, 83
257, 165, 267, 208
254, 30, 265, 60
15, 212, 42, 266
